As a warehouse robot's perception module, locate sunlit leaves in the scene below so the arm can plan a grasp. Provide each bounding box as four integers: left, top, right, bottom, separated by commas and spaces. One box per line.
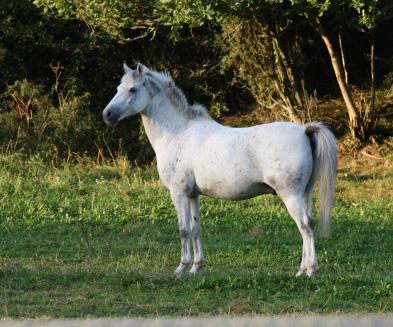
351, 0, 393, 29
33, 0, 159, 41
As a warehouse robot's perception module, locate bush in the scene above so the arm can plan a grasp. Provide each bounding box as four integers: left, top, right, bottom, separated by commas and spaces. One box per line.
0, 79, 96, 159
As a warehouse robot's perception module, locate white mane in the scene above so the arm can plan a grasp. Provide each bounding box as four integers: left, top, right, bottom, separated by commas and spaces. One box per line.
123, 69, 211, 120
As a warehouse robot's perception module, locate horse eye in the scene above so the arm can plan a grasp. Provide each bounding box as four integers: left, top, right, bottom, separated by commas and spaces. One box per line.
129, 87, 137, 93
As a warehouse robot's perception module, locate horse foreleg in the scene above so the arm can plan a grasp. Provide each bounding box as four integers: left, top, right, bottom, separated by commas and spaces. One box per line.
171, 190, 192, 275
189, 196, 204, 274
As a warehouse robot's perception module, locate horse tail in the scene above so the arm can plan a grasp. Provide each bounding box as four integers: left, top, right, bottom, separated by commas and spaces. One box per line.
304, 122, 337, 237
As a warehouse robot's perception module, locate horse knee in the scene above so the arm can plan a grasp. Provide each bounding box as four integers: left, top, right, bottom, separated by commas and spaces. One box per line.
179, 228, 190, 239
302, 214, 314, 229
191, 225, 200, 238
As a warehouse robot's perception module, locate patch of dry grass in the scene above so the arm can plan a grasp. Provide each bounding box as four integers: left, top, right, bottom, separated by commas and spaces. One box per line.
337, 148, 393, 203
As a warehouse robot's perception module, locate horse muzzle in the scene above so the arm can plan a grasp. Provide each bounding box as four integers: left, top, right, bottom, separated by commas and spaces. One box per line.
102, 107, 120, 126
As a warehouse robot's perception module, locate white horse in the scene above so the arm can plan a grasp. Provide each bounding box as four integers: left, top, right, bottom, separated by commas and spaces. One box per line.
103, 63, 337, 277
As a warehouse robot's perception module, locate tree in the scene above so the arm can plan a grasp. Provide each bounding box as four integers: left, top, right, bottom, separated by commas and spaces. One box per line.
351, 0, 393, 137
159, 0, 310, 122
223, 14, 306, 123
303, 7, 362, 139
162, 0, 393, 141
292, 0, 393, 140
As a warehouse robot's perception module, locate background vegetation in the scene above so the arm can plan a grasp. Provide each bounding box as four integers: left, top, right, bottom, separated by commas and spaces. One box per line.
0, 0, 392, 162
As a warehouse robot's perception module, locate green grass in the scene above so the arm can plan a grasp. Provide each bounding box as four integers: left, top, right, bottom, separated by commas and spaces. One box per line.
0, 154, 393, 318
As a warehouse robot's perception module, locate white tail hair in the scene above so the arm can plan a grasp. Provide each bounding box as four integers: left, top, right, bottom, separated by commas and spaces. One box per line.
305, 122, 337, 237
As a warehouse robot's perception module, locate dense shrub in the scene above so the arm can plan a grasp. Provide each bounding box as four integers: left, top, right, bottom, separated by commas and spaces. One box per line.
0, 79, 93, 157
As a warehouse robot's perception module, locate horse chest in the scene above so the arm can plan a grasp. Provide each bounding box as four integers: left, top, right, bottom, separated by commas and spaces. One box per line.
156, 154, 197, 195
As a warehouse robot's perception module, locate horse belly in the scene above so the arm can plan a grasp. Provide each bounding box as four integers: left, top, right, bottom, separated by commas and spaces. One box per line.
194, 161, 274, 200
197, 180, 275, 200
192, 132, 269, 199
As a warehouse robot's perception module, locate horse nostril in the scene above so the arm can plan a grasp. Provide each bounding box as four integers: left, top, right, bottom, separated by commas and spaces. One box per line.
106, 110, 112, 118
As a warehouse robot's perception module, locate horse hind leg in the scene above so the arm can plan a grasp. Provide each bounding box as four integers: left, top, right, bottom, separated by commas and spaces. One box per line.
304, 170, 316, 220
281, 193, 318, 277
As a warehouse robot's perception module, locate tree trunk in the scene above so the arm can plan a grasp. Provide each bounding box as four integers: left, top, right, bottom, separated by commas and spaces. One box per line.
305, 12, 362, 140
338, 30, 349, 85
276, 36, 305, 113
362, 28, 377, 137
269, 28, 303, 123
368, 28, 377, 130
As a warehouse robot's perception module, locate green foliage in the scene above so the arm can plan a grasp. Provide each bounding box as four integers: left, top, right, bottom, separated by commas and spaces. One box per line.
210, 101, 230, 118
222, 14, 306, 121
157, 0, 223, 40
0, 79, 96, 158
287, 0, 331, 14
33, 0, 159, 41
351, 0, 393, 29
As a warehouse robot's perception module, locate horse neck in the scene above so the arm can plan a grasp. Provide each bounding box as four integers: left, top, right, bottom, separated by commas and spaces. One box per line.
140, 95, 189, 153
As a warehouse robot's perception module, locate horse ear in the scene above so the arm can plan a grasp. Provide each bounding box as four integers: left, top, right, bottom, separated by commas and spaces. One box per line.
123, 63, 132, 74
137, 63, 149, 76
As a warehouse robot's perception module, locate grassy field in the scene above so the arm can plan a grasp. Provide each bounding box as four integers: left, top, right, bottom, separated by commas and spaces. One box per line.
0, 153, 393, 318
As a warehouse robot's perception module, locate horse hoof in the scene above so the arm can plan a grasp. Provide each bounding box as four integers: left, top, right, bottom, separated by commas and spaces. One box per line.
189, 263, 204, 274
306, 264, 319, 277
295, 269, 305, 277
174, 263, 189, 275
